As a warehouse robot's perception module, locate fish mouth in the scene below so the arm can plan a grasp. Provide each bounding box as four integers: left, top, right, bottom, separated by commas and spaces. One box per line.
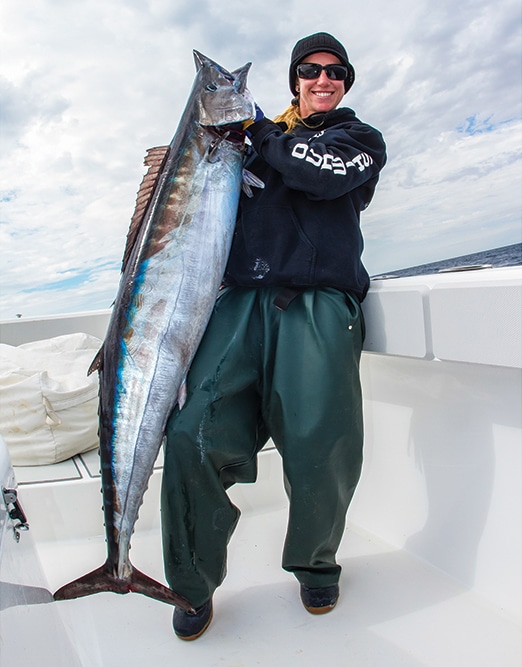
200, 106, 253, 126
222, 106, 252, 124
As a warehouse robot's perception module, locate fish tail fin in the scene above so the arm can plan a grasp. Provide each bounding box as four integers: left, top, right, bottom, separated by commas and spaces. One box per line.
53, 562, 119, 600
53, 560, 193, 611
127, 566, 193, 610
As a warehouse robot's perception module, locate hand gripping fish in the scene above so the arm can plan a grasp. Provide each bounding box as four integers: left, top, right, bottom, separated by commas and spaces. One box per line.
54, 51, 262, 608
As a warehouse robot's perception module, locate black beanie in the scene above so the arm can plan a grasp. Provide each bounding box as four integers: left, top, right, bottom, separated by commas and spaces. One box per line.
289, 32, 355, 96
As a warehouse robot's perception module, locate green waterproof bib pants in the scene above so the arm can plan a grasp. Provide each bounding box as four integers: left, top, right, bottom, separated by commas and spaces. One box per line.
161, 286, 364, 608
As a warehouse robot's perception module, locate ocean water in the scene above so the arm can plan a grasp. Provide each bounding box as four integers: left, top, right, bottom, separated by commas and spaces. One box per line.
373, 242, 522, 279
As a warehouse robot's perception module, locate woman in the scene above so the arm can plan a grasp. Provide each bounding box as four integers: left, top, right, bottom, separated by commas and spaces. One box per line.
161, 32, 387, 640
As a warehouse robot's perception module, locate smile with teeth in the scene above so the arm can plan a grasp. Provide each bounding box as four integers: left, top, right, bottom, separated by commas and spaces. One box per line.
313, 91, 334, 96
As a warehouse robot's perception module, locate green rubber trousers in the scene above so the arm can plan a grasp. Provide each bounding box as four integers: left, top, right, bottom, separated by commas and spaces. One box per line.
161, 286, 364, 608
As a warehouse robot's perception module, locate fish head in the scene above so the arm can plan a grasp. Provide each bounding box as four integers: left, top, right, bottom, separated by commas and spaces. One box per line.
193, 50, 255, 127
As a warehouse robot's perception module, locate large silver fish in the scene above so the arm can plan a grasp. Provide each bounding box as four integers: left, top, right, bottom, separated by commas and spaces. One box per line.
54, 51, 258, 608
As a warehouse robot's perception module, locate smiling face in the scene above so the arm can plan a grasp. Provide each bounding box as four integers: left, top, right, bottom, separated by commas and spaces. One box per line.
296, 51, 346, 118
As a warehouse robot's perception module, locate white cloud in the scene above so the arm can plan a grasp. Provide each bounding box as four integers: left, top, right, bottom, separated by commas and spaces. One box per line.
0, 0, 520, 319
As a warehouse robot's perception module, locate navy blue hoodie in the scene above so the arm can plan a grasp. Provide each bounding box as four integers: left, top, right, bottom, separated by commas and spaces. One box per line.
224, 107, 387, 302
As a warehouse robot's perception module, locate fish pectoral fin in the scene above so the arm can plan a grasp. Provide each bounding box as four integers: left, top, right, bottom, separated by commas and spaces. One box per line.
53, 560, 194, 611
241, 168, 265, 198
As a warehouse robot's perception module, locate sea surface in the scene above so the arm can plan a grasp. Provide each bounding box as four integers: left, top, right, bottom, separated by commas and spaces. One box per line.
372, 242, 522, 279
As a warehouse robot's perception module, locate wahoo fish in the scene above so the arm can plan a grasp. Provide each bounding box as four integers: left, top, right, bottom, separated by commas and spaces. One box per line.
54, 51, 260, 608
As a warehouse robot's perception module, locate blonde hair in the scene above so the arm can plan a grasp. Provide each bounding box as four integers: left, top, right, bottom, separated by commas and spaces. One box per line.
273, 101, 302, 133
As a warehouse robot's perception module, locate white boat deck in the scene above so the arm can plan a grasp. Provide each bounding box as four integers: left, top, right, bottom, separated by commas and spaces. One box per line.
2, 444, 519, 667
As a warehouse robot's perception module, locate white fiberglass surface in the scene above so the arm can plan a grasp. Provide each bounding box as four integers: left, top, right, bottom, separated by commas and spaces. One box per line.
356, 353, 522, 620
2, 271, 521, 666
29, 503, 520, 667
7, 447, 520, 667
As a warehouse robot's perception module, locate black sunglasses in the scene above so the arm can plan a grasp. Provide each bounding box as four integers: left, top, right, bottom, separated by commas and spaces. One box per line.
296, 63, 348, 81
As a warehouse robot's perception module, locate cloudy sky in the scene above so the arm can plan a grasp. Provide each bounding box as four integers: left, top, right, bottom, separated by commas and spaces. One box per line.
1, 0, 521, 319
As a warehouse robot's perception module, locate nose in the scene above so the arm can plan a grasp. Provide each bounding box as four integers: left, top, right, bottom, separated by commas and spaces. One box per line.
316, 69, 331, 85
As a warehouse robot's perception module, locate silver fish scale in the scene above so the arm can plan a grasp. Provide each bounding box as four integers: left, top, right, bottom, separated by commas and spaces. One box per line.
112, 139, 244, 570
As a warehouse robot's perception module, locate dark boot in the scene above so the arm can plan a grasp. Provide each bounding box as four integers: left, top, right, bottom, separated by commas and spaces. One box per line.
173, 599, 213, 640
300, 584, 339, 614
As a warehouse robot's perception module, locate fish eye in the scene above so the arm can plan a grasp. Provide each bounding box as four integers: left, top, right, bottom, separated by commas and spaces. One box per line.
206, 83, 218, 92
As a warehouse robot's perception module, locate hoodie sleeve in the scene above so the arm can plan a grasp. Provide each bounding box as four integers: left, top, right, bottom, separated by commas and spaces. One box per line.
247, 116, 387, 201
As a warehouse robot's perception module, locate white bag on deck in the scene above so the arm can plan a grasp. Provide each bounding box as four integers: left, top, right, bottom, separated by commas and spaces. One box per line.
0, 333, 101, 466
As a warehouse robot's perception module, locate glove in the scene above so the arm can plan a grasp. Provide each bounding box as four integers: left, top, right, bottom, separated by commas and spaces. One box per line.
242, 104, 264, 131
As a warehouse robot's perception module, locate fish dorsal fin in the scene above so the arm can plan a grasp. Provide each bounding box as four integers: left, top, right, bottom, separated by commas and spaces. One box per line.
121, 145, 170, 272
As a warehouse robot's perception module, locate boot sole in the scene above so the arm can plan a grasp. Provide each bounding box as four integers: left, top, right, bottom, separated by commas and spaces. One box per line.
303, 599, 338, 615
